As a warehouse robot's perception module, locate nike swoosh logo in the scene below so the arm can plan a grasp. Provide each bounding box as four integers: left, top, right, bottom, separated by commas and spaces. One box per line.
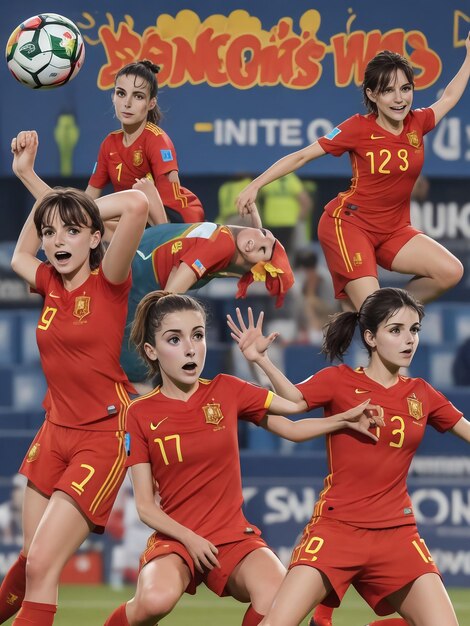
370, 134, 385, 140
136, 250, 153, 261
355, 389, 369, 394
49, 292, 60, 299
150, 417, 169, 431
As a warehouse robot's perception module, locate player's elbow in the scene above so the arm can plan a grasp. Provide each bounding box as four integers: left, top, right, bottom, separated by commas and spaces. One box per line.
128, 189, 150, 220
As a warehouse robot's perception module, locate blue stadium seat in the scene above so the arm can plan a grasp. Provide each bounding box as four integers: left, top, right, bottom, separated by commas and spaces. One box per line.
408, 344, 430, 380
246, 422, 279, 450
17, 309, 41, 364
204, 343, 231, 378
11, 366, 47, 410
0, 368, 13, 407
0, 311, 20, 365
428, 344, 459, 387
284, 344, 330, 384
419, 306, 444, 345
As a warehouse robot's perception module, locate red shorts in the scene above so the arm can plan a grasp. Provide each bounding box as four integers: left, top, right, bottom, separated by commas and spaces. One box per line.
318, 212, 421, 299
289, 517, 440, 616
20, 420, 127, 533
140, 531, 268, 596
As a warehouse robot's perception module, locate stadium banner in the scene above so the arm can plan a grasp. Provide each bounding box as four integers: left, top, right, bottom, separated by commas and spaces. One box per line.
1, 1, 470, 177
241, 453, 470, 588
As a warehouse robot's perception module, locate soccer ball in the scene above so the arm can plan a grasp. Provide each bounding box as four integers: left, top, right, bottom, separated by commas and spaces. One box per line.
5, 13, 85, 89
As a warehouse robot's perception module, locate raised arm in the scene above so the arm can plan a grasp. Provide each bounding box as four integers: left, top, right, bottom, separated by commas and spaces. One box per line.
130, 463, 219, 572
430, 32, 470, 124
236, 142, 326, 216
227, 307, 304, 402
12, 130, 50, 200
100, 189, 148, 283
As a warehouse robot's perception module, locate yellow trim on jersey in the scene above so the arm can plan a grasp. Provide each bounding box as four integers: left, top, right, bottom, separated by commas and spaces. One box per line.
333, 214, 354, 273
146, 122, 164, 136
172, 181, 188, 208
264, 390, 274, 410
329, 152, 361, 272
313, 434, 334, 517
89, 431, 126, 515
115, 382, 132, 431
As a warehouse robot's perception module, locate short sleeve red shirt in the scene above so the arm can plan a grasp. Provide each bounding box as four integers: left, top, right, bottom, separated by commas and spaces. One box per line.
148, 223, 237, 287
317, 108, 435, 233
126, 375, 273, 544
89, 123, 203, 221
34, 263, 135, 430
296, 364, 462, 528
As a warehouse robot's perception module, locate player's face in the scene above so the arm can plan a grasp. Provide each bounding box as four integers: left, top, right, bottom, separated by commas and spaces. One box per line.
113, 74, 156, 126
40, 210, 101, 277
146, 309, 207, 391
367, 69, 414, 125
366, 306, 421, 370
237, 227, 276, 265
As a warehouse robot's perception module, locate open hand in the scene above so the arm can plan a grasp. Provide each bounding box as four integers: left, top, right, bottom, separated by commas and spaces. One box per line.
227, 307, 279, 362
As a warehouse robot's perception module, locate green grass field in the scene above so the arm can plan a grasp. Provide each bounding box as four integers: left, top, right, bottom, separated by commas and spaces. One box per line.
6, 584, 469, 625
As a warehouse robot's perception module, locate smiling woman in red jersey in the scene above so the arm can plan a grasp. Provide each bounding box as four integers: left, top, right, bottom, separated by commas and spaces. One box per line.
237, 35, 470, 312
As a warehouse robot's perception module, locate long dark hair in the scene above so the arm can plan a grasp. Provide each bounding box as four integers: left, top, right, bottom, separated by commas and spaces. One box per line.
115, 59, 162, 124
130, 291, 207, 382
322, 288, 424, 362
34, 188, 105, 270
362, 50, 415, 115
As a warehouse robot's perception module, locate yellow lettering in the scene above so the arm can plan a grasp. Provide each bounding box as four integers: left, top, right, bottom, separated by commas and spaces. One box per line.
71, 464, 95, 495
154, 434, 183, 465
412, 538, 433, 563
390, 415, 405, 448
38, 307, 57, 331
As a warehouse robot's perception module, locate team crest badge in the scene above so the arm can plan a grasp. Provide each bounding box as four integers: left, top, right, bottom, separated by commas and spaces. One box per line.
203, 403, 224, 426
6, 592, 19, 606
73, 296, 90, 322
353, 252, 362, 266
407, 394, 423, 420
133, 150, 144, 166
406, 131, 420, 148
27, 442, 40, 463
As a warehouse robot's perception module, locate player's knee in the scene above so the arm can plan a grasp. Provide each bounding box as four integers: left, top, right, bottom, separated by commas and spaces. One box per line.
24, 550, 52, 586
437, 257, 464, 289
133, 586, 180, 621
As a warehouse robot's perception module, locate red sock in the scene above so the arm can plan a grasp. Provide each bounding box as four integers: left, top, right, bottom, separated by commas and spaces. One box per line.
104, 603, 130, 626
0, 552, 27, 622
369, 617, 409, 626
310, 604, 334, 626
311, 603, 334, 626
12, 600, 57, 625
242, 605, 264, 626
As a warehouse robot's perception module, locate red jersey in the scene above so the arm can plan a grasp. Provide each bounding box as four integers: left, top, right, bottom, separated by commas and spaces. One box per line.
35, 263, 135, 430
296, 364, 462, 528
139, 223, 238, 290
89, 123, 204, 222
127, 375, 273, 544
317, 108, 435, 234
